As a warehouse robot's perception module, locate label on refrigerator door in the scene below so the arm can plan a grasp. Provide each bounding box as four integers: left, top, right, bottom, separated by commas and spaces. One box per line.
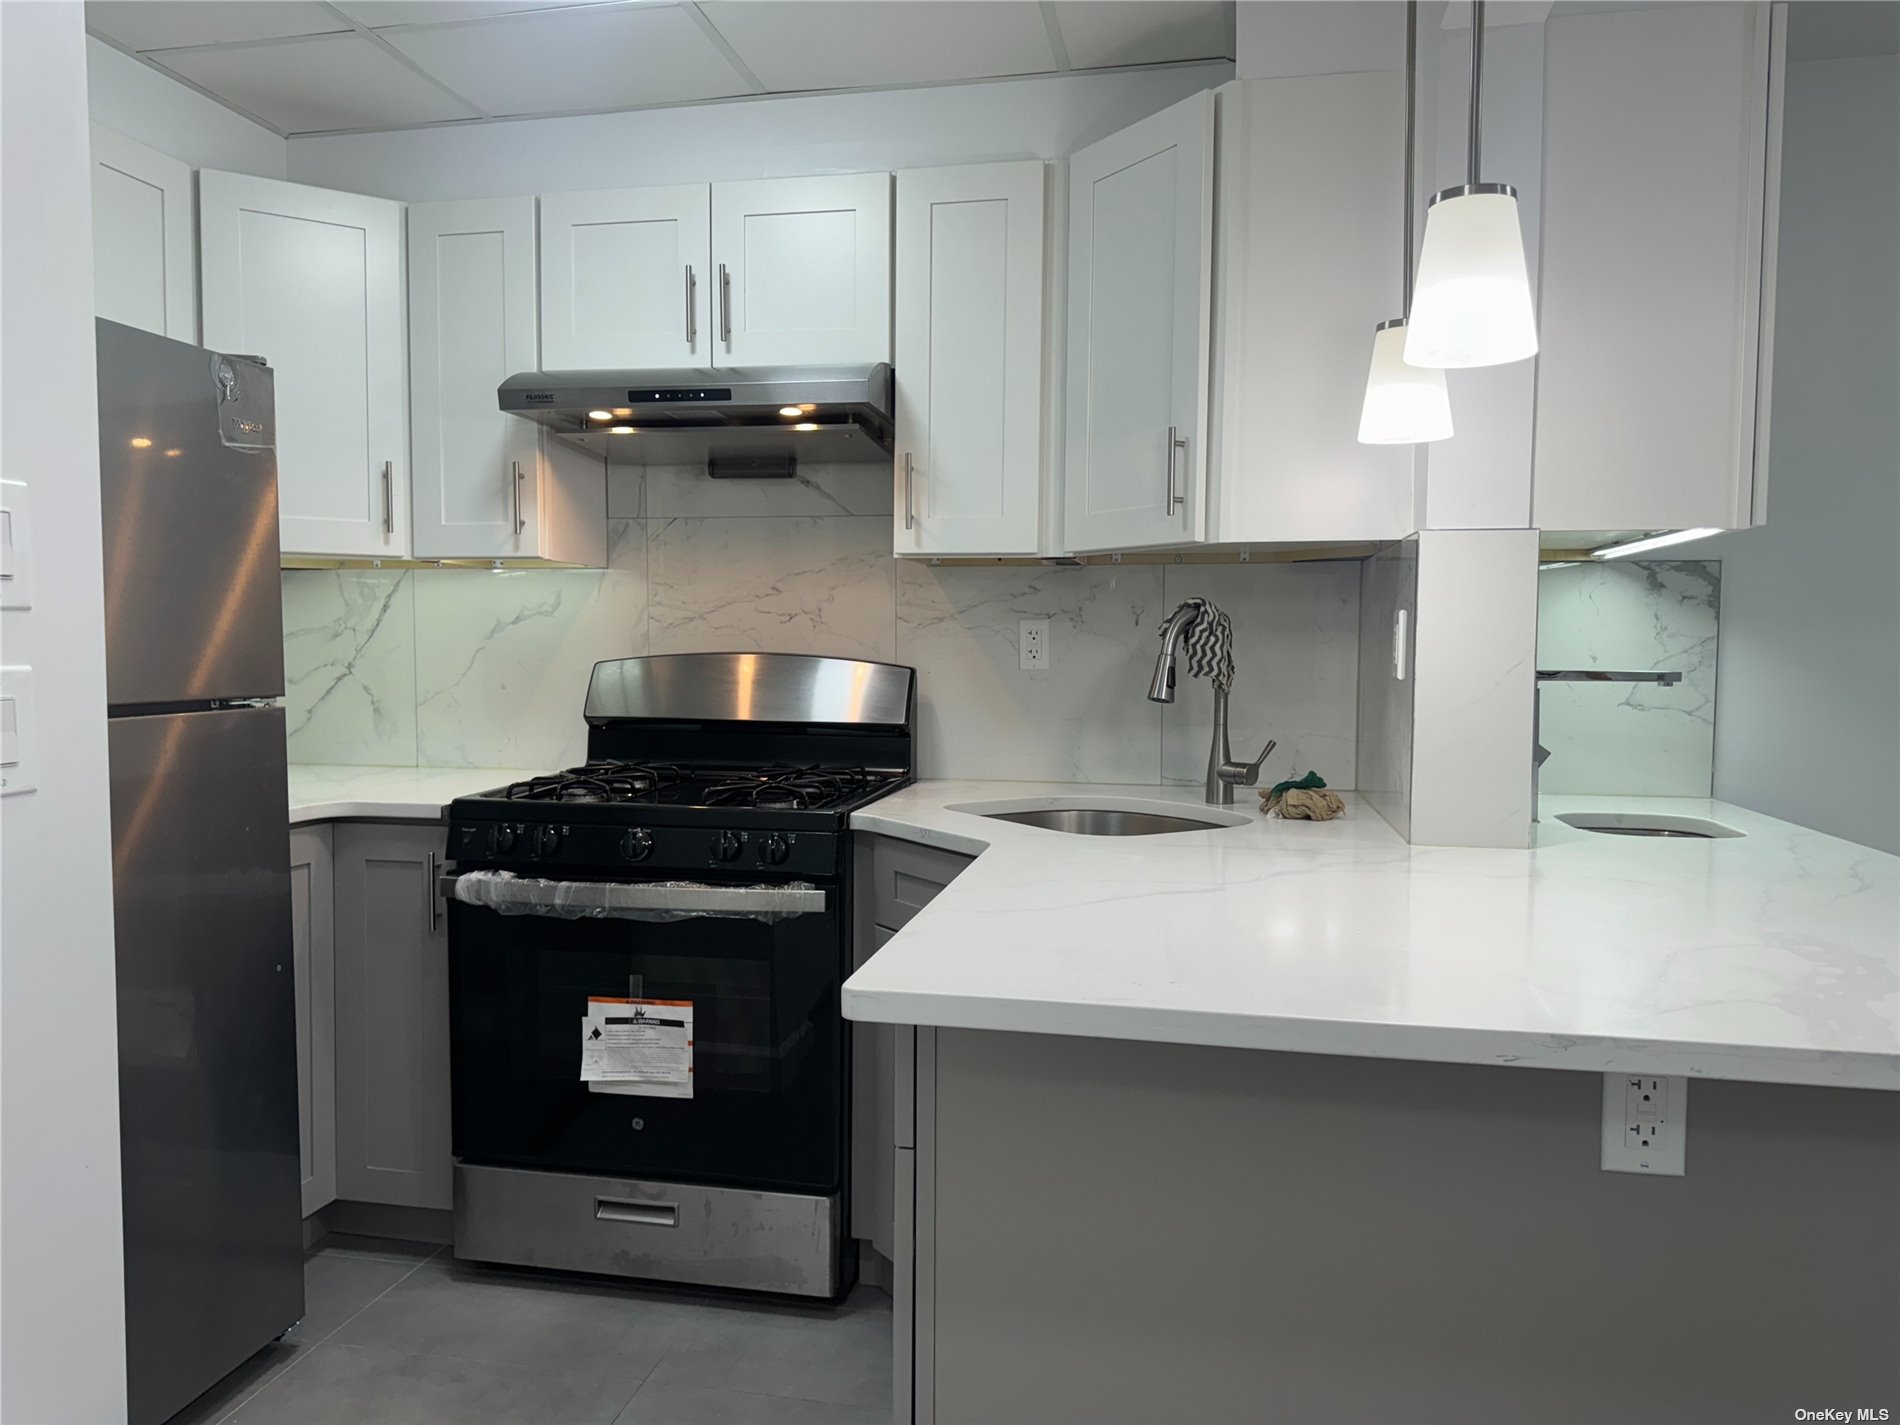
581, 997, 693, 1099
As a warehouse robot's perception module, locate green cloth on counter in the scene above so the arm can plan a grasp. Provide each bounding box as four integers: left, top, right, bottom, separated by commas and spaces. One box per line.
1266, 770, 1328, 801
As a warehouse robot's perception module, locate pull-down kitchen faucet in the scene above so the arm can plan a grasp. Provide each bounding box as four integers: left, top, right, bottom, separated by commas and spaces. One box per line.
1149, 601, 1276, 806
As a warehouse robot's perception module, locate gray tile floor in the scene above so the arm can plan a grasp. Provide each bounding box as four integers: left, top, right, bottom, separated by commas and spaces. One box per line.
171, 1236, 892, 1425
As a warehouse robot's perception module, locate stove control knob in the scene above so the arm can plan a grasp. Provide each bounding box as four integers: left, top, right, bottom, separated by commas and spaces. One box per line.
536, 824, 563, 856
620, 828, 654, 863
492, 823, 517, 854
713, 830, 743, 862
758, 833, 790, 866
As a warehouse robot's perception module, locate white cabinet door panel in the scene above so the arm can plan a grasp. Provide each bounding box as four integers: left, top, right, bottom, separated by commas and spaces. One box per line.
1534, 3, 1779, 533
540, 185, 709, 370
410, 197, 543, 560
894, 161, 1045, 556
1065, 92, 1213, 552
713, 173, 891, 366
199, 170, 407, 558
91, 125, 196, 341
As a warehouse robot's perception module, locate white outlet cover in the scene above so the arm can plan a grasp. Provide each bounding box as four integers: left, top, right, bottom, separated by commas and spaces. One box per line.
1019, 618, 1049, 671
0, 666, 36, 797
1, 480, 30, 611
1601, 1072, 1687, 1176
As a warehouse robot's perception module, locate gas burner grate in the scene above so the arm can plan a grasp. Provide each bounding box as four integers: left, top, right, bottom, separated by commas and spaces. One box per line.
502, 762, 689, 804
698, 766, 886, 812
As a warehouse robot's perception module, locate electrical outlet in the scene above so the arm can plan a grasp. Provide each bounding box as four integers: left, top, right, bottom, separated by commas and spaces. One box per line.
1601, 1073, 1687, 1176
1019, 619, 1049, 671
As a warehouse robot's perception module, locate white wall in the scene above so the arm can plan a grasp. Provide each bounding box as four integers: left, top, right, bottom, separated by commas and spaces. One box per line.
1701, 54, 1900, 853
285, 62, 1229, 200
86, 36, 286, 176
1, 8, 128, 1423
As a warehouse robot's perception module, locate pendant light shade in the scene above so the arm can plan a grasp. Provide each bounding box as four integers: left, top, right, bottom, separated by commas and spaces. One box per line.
1403, 183, 1538, 368
1401, 0, 1538, 371
1357, 0, 1453, 445
1359, 319, 1453, 443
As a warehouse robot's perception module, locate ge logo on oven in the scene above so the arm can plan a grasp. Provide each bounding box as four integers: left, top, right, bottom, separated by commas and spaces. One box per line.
630, 1118, 645, 1131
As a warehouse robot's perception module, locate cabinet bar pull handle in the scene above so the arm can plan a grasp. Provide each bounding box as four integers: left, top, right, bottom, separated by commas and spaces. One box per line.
903, 452, 916, 531
381, 460, 394, 535
426, 850, 440, 932
1165, 427, 1187, 513
512, 460, 526, 537
718, 262, 731, 345
685, 265, 697, 346
596, 1198, 678, 1228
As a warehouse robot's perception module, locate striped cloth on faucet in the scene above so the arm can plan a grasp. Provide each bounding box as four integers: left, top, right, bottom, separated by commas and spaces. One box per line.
1159, 597, 1234, 691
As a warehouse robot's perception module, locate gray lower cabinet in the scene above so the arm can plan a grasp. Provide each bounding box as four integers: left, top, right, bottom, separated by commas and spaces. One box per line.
853, 835, 968, 1263
289, 825, 337, 1217
332, 822, 453, 1211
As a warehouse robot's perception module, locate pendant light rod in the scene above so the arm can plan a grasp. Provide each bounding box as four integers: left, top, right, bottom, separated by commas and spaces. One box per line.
1467, 0, 1485, 184
1402, 0, 1418, 311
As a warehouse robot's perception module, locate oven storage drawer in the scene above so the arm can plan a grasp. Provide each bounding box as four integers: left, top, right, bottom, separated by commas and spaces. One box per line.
454, 1161, 846, 1298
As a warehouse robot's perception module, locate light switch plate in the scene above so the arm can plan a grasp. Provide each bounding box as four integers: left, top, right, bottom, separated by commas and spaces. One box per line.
0, 480, 30, 610
0, 667, 36, 796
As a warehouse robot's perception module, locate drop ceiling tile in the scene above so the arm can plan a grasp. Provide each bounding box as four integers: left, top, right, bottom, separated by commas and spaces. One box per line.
332, 0, 608, 27
384, 4, 750, 115
155, 34, 480, 133
701, 1, 1057, 92
86, 1, 349, 52
1052, 0, 1234, 70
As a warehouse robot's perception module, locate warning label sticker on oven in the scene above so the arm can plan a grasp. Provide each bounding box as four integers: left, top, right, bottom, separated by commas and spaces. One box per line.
582, 997, 692, 1100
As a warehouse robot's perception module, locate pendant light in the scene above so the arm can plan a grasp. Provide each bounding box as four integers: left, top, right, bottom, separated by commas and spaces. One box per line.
1403, 0, 1538, 369
1358, 0, 1453, 444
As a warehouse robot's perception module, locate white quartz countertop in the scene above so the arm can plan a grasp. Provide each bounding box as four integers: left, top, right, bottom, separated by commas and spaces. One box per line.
288, 764, 541, 824
843, 782, 1900, 1092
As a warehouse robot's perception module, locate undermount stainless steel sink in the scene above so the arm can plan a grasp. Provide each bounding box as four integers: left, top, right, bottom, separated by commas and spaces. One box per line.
1556, 812, 1744, 840
976, 807, 1228, 836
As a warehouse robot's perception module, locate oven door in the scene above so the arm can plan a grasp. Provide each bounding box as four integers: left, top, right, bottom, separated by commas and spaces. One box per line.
447, 873, 844, 1195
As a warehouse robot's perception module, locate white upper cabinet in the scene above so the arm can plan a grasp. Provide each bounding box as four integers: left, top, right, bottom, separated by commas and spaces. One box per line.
1535, 2, 1783, 535
539, 184, 710, 371
1064, 91, 1214, 553
894, 161, 1048, 557
713, 173, 892, 367
199, 171, 408, 559
410, 198, 606, 566
1208, 76, 1416, 545
90, 125, 196, 342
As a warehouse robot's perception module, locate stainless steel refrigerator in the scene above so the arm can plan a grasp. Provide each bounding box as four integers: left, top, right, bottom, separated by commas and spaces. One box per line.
98, 319, 303, 1425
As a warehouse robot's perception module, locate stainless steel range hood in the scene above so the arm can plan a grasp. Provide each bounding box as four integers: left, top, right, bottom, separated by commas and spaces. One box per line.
498, 365, 894, 469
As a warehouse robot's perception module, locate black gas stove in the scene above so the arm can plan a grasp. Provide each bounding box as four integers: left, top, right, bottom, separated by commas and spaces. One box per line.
450, 759, 905, 876
442, 652, 915, 1301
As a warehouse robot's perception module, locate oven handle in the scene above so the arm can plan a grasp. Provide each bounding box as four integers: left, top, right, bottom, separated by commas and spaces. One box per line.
441, 871, 827, 921
596, 1197, 678, 1228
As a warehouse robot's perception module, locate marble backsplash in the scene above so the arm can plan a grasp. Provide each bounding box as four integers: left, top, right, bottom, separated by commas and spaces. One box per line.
1534, 559, 1720, 796
283, 464, 1365, 788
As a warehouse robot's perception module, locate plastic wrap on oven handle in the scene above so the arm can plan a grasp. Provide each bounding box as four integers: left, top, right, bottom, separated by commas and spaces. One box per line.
448, 870, 827, 922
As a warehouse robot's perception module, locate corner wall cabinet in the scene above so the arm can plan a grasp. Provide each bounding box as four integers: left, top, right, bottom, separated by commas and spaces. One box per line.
1064, 90, 1215, 553
538, 173, 891, 373
199, 170, 409, 559
332, 823, 453, 1212
90, 124, 196, 342
1534, 1, 1783, 535
893, 161, 1050, 557
1209, 75, 1417, 544
408, 197, 607, 565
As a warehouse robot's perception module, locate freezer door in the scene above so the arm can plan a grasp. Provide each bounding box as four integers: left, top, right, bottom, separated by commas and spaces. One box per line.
110, 706, 303, 1425
97, 318, 285, 705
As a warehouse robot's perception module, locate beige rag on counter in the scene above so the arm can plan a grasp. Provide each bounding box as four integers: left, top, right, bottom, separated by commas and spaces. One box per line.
1261, 786, 1346, 821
